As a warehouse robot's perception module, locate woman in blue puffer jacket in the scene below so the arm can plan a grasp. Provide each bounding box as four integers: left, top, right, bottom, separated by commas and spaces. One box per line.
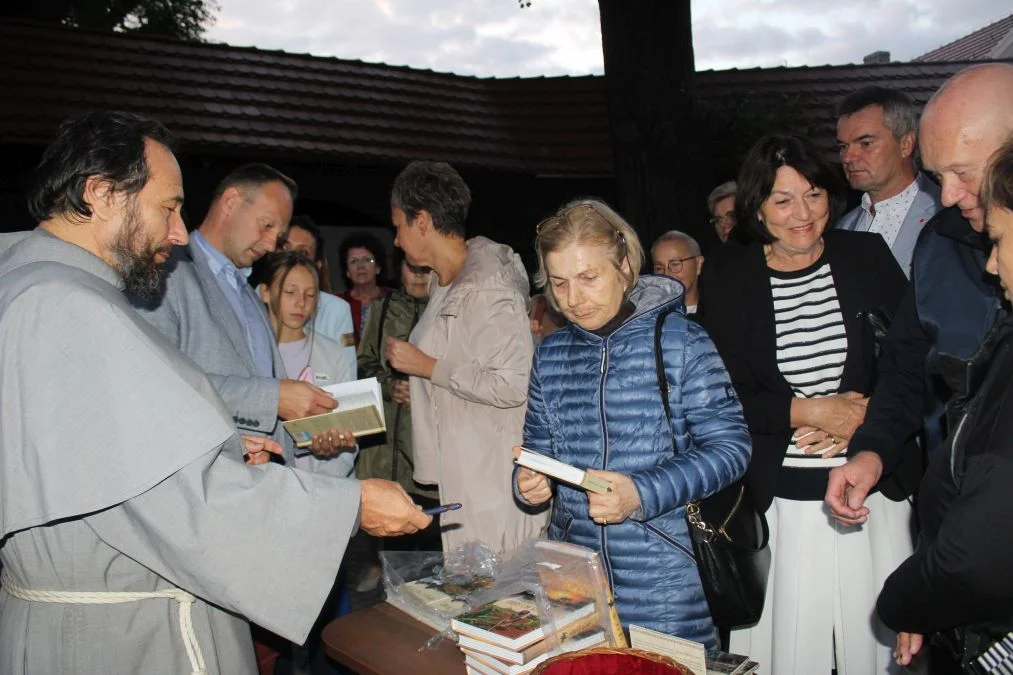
513, 198, 751, 648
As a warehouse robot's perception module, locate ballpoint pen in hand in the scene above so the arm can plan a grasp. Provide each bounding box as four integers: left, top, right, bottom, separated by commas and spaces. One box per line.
421, 502, 462, 516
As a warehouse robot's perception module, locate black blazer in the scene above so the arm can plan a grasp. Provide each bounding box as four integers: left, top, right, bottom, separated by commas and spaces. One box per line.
698, 229, 910, 511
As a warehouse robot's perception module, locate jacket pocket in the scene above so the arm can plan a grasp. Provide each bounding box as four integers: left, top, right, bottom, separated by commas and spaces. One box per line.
638, 521, 696, 563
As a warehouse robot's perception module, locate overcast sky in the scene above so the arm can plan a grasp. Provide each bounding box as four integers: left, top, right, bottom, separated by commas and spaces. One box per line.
205, 0, 1012, 77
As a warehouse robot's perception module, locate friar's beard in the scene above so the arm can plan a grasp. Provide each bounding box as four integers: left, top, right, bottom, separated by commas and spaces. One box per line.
110, 200, 172, 298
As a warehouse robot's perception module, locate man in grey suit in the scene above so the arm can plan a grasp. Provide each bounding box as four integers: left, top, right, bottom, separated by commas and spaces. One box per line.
835, 86, 942, 277
131, 162, 421, 671
133, 164, 351, 466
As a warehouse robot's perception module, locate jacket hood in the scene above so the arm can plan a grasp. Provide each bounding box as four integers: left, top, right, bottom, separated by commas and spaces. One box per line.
449, 236, 529, 298
0, 229, 122, 289
628, 274, 685, 318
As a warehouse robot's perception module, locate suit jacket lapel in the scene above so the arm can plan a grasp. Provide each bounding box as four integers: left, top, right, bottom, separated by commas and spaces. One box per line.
245, 284, 285, 378
187, 241, 259, 374
836, 207, 863, 232
894, 185, 936, 260
825, 238, 865, 390
745, 244, 785, 396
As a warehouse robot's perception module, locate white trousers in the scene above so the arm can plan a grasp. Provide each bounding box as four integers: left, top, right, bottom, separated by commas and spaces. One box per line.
730, 493, 920, 675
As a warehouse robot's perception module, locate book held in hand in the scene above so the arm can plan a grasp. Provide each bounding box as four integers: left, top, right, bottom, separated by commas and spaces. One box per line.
514, 447, 611, 494
283, 377, 385, 451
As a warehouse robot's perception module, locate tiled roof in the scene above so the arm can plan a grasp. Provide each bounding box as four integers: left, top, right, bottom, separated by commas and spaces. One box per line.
915, 14, 1013, 62
0, 20, 1007, 176
694, 60, 991, 157
0, 20, 612, 175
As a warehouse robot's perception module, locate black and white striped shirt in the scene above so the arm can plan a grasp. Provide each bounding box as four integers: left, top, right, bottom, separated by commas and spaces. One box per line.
771, 262, 848, 469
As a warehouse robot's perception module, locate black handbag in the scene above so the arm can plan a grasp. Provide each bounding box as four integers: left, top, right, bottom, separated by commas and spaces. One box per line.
653, 308, 771, 629
932, 626, 1013, 674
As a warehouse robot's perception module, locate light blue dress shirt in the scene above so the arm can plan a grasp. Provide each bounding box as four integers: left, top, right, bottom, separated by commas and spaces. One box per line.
191, 231, 274, 378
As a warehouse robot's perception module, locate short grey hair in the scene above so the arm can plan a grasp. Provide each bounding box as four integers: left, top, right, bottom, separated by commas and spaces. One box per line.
707, 181, 736, 215
836, 86, 918, 141
651, 230, 701, 258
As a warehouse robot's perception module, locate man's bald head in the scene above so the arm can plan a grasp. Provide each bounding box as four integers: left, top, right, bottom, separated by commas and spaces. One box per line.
920, 63, 1013, 231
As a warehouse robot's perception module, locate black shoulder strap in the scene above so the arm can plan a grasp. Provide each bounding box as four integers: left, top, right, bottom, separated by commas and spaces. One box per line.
654, 306, 680, 434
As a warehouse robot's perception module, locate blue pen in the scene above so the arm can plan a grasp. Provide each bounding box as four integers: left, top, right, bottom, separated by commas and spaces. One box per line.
422, 502, 462, 516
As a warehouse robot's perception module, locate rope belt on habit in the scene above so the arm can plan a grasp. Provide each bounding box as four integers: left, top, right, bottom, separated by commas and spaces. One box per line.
1, 568, 207, 675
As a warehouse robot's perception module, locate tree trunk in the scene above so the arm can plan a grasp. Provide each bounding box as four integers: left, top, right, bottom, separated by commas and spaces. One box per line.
598, 0, 698, 255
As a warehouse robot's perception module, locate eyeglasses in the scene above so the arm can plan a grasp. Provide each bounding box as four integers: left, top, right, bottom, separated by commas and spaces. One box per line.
348, 256, 376, 265
653, 256, 698, 276
709, 212, 735, 226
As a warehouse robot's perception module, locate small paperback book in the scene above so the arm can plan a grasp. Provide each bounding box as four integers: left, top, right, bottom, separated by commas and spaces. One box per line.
704, 650, 759, 675
451, 590, 596, 652
629, 624, 706, 675
283, 377, 385, 451
458, 610, 603, 665
514, 448, 611, 494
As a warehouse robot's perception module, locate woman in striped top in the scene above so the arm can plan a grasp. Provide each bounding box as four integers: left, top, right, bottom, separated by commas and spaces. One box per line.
700, 133, 913, 675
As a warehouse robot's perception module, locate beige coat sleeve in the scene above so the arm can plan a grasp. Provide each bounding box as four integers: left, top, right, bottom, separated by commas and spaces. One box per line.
430, 290, 533, 409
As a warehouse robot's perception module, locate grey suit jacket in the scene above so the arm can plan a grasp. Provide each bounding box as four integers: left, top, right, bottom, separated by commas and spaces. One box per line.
132, 241, 281, 435
132, 241, 357, 475
836, 172, 942, 278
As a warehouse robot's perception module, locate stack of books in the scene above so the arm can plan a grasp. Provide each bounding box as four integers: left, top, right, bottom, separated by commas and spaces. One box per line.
706, 652, 760, 675
384, 566, 494, 632
452, 591, 608, 675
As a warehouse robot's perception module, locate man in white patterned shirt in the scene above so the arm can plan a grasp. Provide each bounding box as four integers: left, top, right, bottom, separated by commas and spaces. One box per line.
835, 86, 942, 277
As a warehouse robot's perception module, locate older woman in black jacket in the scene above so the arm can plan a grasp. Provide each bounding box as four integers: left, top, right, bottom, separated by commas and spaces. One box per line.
879, 136, 1013, 674
699, 133, 914, 675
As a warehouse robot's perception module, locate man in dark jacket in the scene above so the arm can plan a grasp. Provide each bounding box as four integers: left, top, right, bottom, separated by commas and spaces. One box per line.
878, 137, 1013, 672
825, 63, 1013, 526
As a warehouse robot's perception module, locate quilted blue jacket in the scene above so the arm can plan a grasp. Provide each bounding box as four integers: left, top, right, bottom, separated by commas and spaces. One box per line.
522, 276, 751, 647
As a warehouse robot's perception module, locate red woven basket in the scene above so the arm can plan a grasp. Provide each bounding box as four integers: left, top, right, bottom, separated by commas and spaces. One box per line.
530, 646, 692, 675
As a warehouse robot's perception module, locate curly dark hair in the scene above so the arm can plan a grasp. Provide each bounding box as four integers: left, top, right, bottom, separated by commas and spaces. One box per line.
28, 110, 176, 222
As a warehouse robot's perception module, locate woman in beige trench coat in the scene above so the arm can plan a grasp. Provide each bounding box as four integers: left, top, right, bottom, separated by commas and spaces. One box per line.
385, 160, 550, 554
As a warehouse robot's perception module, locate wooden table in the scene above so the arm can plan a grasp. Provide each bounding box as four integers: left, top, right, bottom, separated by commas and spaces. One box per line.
321, 603, 467, 675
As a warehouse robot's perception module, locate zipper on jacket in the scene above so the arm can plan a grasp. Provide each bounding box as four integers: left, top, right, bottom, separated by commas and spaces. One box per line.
641, 522, 696, 561
597, 339, 616, 593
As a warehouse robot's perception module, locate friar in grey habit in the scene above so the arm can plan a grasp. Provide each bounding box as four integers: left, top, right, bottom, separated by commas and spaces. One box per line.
0, 112, 431, 674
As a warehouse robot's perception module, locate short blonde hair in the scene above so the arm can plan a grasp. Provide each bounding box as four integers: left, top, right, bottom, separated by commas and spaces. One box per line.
533, 198, 644, 312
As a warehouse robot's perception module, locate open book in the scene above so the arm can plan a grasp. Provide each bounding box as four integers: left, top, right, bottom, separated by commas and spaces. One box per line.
514, 448, 611, 494
283, 377, 385, 450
